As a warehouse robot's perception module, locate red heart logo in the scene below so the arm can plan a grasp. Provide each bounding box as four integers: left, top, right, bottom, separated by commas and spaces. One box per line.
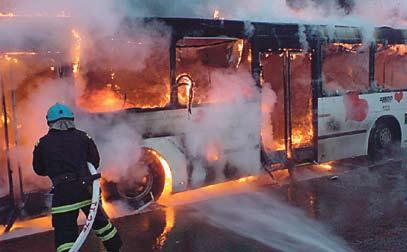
343, 92, 368, 122
395, 92, 403, 103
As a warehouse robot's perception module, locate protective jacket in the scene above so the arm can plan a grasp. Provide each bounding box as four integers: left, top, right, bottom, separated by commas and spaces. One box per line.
33, 127, 122, 252
33, 128, 99, 179
33, 128, 100, 209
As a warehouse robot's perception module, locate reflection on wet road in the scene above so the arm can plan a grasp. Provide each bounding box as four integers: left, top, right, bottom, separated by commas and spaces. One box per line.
2, 157, 407, 251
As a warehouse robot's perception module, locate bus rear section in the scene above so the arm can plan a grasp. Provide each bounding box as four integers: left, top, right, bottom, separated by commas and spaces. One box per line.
317, 33, 407, 162
257, 25, 407, 167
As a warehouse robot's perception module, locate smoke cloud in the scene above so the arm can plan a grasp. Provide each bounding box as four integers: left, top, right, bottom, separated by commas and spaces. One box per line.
2, 0, 406, 29
0, 0, 170, 194
120, 0, 406, 28
77, 114, 145, 183
261, 84, 277, 152
184, 68, 260, 184
3, 75, 146, 192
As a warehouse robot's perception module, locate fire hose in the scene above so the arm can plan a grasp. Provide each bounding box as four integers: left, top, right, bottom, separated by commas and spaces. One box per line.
69, 162, 101, 252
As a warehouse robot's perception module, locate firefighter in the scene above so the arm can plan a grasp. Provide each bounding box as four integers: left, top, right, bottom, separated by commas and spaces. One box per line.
33, 103, 122, 252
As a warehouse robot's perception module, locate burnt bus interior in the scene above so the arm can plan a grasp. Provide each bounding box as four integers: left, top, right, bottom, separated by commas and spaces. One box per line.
1, 17, 407, 228
79, 34, 171, 112
175, 37, 252, 106
0, 18, 72, 228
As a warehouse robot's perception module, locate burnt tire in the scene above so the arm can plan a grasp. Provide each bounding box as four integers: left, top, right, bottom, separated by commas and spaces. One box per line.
116, 148, 166, 206
368, 120, 401, 160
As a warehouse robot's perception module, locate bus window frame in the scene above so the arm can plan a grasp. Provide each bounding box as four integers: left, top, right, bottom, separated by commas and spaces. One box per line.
319, 40, 407, 98
171, 36, 256, 109
320, 40, 374, 97
373, 41, 407, 93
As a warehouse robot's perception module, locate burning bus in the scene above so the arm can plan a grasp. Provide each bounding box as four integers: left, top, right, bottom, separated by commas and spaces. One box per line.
1, 16, 407, 226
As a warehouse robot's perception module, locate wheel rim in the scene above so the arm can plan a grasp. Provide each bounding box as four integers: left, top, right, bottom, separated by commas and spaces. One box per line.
116, 148, 167, 202
378, 127, 392, 148
118, 163, 155, 201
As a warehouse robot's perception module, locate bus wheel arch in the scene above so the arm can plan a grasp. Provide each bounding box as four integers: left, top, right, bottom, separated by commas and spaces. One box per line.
368, 116, 401, 159
140, 137, 189, 195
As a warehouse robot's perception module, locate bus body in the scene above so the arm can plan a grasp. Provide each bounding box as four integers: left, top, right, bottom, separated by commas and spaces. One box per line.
1, 17, 407, 217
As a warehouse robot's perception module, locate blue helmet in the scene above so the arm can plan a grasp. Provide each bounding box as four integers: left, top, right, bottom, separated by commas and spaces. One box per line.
46, 103, 74, 123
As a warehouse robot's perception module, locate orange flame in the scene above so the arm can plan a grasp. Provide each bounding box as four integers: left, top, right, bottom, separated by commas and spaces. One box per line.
71, 29, 81, 74
332, 43, 364, 53
0, 51, 37, 65
0, 12, 14, 17
265, 97, 314, 152
155, 207, 175, 248
205, 142, 221, 163
213, 9, 221, 20
4, 52, 37, 56
0, 216, 52, 236
147, 149, 173, 197
158, 174, 259, 207
387, 44, 407, 56
237, 176, 256, 183
317, 162, 333, 171
0, 113, 10, 128
78, 87, 131, 113
0, 12, 70, 18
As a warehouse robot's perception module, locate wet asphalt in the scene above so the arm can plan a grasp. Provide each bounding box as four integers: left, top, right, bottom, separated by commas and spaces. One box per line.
1, 157, 407, 252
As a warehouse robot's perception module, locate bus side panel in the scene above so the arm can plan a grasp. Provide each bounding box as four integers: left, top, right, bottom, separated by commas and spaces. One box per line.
317, 96, 371, 162
137, 99, 261, 191
318, 134, 368, 163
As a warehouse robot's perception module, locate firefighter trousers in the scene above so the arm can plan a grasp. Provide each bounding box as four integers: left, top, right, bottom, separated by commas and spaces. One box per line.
52, 201, 122, 252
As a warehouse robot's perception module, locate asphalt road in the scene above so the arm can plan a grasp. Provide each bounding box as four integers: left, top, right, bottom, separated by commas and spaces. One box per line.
1, 157, 407, 252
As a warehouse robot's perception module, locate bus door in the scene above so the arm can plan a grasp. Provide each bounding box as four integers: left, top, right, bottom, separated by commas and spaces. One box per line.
260, 50, 315, 165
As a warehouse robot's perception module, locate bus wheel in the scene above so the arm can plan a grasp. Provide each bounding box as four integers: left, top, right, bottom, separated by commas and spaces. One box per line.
117, 148, 166, 204
368, 119, 401, 160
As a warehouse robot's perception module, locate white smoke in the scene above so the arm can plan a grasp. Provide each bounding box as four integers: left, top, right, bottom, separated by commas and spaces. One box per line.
298, 24, 310, 52
13, 79, 75, 190
76, 114, 145, 183
261, 84, 277, 152
120, 0, 406, 28
2, 75, 145, 191
0, 0, 169, 193
120, 0, 407, 45
352, 1, 407, 28
11, 0, 122, 34
184, 68, 260, 182
3, 0, 406, 29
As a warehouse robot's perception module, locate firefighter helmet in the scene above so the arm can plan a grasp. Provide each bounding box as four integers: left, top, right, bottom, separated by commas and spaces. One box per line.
46, 103, 74, 123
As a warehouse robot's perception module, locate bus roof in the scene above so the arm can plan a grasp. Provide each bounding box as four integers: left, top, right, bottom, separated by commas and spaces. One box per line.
135, 17, 407, 47
0, 16, 405, 52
